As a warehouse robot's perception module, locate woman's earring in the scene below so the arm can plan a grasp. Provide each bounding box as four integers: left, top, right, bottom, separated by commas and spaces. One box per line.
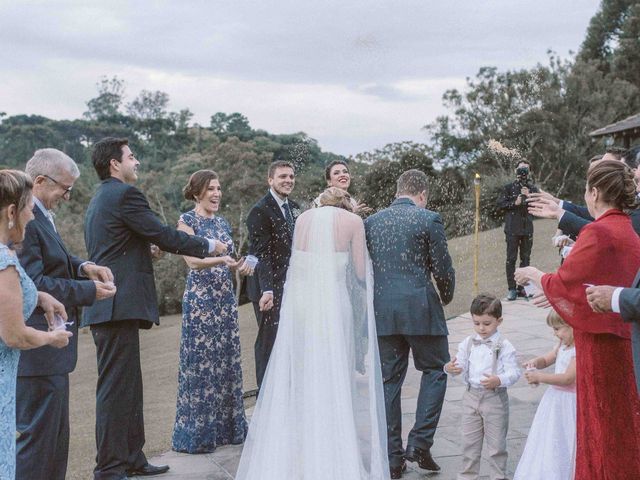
8, 221, 14, 229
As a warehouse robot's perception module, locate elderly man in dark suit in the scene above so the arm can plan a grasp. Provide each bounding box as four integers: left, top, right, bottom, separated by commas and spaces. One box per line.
83, 137, 224, 480
246, 160, 300, 389
365, 169, 455, 479
16, 149, 116, 480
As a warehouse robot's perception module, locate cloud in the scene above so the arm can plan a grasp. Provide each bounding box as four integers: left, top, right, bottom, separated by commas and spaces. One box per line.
0, 0, 600, 155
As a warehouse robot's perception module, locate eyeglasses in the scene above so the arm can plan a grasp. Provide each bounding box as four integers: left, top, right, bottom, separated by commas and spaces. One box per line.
43, 175, 73, 196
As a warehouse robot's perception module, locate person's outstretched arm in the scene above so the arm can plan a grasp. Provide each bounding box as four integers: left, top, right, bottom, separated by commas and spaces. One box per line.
120, 186, 210, 258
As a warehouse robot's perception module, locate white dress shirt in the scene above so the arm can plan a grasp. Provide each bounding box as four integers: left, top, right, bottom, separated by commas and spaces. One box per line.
34, 196, 56, 232
448, 331, 521, 389
612, 287, 623, 313
270, 188, 292, 219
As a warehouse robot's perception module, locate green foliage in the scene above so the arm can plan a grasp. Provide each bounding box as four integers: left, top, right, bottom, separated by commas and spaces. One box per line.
425, 49, 640, 203
3, 3, 639, 314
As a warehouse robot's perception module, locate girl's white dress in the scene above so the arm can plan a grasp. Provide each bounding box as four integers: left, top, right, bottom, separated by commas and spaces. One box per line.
514, 345, 576, 480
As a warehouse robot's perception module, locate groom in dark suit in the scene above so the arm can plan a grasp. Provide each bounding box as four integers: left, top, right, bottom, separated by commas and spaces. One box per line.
83, 137, 224, 480
16, 149, 116, 480
365, 169, 455, 479
246, 160, 299, 389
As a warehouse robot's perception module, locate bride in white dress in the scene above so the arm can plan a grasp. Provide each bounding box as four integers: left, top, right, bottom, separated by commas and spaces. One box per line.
235, 187, 390, 480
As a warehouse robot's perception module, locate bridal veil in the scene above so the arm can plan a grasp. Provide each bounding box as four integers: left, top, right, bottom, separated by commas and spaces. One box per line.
235, 206, 389, 479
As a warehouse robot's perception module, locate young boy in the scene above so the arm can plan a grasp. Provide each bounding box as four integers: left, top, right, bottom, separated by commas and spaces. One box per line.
445, 294, 521, 480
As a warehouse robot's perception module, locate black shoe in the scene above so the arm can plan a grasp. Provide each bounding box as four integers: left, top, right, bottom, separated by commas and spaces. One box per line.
126, 463, 170, 476
405, 446, 440, 471
507, 289, 517, 301
390, 460, 407, 479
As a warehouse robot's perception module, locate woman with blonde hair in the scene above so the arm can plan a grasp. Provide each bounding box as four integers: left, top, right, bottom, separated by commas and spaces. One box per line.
0, 170, 71, 479
515, 309, 576, 480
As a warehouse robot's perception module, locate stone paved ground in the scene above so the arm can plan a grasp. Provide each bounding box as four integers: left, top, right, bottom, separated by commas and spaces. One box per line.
148, 298, 555, 479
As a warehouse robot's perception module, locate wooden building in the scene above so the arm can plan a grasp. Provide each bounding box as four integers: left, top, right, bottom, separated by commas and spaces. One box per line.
589, 113, 640, 148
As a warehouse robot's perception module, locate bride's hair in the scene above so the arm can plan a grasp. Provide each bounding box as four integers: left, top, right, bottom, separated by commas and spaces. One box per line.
318, 187, 353, 212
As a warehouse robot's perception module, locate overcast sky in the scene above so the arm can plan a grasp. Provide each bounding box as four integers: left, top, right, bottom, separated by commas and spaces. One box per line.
0, 1, 600, 156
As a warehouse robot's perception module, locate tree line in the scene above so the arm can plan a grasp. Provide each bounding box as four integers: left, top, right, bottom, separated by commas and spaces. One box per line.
0, 0, 636, 313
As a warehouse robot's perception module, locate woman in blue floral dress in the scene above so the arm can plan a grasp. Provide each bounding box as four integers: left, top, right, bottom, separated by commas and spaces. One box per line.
0, 170, 71, 479
172, 170, 249, 453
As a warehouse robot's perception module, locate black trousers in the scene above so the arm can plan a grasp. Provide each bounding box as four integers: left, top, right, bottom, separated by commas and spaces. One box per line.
252, 297, 282, 390
505, 234, 533, 290
377, 335, 449, 468
91, 320, 147, 480
16, 374, 69, 480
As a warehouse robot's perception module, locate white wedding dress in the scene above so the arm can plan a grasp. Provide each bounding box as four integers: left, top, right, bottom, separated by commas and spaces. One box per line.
235, 206, 390, 480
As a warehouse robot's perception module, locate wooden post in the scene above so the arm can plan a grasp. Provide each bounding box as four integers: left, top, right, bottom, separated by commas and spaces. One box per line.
473, 173, 481, 296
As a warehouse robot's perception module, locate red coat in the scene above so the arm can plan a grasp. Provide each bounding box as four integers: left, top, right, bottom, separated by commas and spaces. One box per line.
542, 209, 640, 479
542, 209, 640, 338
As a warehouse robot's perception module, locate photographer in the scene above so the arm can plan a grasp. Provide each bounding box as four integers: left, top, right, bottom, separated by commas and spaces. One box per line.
497, 159, 539, 301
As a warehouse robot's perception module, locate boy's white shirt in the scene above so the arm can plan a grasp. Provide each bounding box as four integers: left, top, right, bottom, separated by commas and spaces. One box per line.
448, 331, 521, 388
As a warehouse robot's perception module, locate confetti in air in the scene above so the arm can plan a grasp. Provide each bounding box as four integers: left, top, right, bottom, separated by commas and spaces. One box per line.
487, 139, 522, 160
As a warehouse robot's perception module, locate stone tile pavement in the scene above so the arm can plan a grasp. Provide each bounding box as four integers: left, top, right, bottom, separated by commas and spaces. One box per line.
149, 298, 555, 479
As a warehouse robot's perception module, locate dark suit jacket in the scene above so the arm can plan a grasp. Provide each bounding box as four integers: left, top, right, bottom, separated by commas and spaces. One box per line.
17, 207, 96, 376
497, 180, 539, 235
618, 269, 640, 393
82, 177, 209, 328
365, 198, 455, 336
560, 202, 640, 238
245, 192, 300, 302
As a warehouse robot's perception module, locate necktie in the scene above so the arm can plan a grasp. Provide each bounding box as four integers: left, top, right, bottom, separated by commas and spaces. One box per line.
282, 202, 294, 229
471, 338, 492, 347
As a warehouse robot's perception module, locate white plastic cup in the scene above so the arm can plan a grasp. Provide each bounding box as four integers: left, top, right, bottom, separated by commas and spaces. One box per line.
523, 282, 537, 297
52, 314, 73, 331
52, 314, 66, 331
245, 255, 258, 268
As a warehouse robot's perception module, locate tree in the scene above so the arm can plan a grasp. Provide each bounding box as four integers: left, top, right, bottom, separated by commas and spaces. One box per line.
210, 112, 252, 138
84, 76, 126, 120
578, 0, 637, 69
127, 90, 170, 120
611, 4, 640, 88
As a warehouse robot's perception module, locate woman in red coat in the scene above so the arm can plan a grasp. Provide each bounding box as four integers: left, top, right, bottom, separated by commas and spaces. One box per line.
515, 159, 640, 479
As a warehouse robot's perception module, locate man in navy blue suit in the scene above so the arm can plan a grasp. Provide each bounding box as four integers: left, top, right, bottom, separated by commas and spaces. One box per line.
17, 149, 116, 480
246, 160, 300, 389
365, 169, 455, 479
83, 137, 223, 480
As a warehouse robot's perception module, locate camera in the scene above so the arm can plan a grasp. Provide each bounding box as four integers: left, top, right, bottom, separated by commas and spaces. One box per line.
516, 166, 529, 179
515, 166, 530, 190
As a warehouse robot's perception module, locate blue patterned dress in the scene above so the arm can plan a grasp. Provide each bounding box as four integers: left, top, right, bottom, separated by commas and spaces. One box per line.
0, 244, 37, 479
172, 211, 247, 453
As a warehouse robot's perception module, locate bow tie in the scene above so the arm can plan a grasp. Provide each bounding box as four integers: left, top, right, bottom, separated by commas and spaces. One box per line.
472, 338, 493, 347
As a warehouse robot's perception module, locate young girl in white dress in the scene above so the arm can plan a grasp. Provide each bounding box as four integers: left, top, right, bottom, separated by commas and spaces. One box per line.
514, 309, 576, 480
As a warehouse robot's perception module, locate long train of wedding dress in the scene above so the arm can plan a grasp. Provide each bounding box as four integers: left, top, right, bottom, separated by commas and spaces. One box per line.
235, 206, 389, 480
